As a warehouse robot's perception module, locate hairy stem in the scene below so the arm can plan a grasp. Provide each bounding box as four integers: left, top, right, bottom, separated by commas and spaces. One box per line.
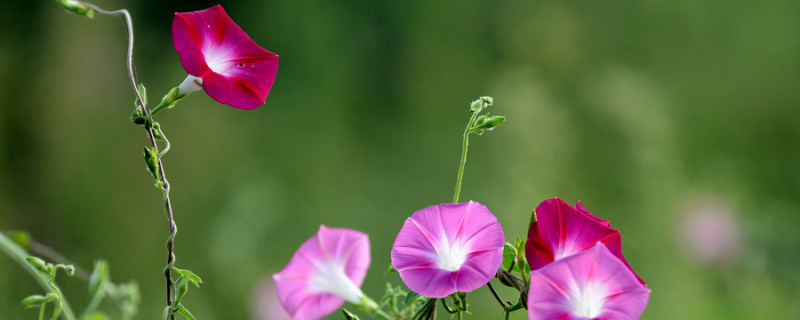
79, 2, 178, 315
0, 233, 76, 320
452, 109, 481, 203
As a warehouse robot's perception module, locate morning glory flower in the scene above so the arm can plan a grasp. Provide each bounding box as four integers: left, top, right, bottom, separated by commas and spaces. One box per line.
526, 198, 645, 284
273, 226, 370, 320
172, 5, 279, 109
528, 243, 650, 320
391, 201, 505, 298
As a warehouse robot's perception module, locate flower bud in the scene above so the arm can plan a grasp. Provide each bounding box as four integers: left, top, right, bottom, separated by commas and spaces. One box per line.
57, 0, 95, 18
470, 96, 494, 112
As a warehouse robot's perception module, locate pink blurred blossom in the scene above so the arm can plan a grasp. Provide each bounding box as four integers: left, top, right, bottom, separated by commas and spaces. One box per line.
273, 226, 370, 320
528, 243, 651, 320
526, 198, 645, 284
391, 201, 505, 298
172, 5, 278, 109
678, 197, 742, 267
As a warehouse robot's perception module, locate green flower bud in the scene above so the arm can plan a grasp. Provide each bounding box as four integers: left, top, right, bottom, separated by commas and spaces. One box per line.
470, 96, 494, 112
143, 147, 159, 180
56, 0, 95, 18
26, 257, 49, 274
22, 294, 54, 308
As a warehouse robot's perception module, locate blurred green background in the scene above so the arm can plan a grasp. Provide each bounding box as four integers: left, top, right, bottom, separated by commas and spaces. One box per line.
1, 0, 799, 319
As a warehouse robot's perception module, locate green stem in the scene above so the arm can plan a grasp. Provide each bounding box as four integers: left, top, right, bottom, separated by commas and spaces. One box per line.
452, 109, 481, 203
77, 290, 104, 320
39, 303, 46, 320
0, 233, 76, 320
375, 308, 393, 320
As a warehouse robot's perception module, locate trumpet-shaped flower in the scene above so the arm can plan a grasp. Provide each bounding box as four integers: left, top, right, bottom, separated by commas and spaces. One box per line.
391, 201, 504, 298
528, 243, 650, 320
526, 198, 645, 284
273, 226, 370, 320
172, 5, 279, 109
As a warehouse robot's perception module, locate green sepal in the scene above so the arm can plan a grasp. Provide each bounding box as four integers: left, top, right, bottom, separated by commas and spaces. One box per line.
150, 87, 187, 116
342, 308, 361, 320
529, 209, 538, 228
21, 294, 55, 308
130, 108, 148, 126
385, 264, 397, 277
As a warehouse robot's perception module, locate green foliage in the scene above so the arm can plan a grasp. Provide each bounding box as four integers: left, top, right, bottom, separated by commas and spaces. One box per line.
167, 267, 203, 319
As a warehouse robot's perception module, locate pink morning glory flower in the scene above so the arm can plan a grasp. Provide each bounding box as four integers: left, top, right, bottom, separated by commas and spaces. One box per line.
172, 5, 279, 109
390, 201, 505, 298
273, 226, 370, 320
526, 198, 645, 284
528, 243, 651, 320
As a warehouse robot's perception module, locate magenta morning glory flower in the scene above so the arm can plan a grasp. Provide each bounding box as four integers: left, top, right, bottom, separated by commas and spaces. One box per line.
273, 226, 370, 320
528, 243, 651, 320
526, 198, 645, 284
172, 5, 279, 109
390, 201, 505, 298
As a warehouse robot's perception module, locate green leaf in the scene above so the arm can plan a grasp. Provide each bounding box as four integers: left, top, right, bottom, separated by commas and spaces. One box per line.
501, 242, 517, 271
405, 291, 421, 306
21, 294, 54, 308
175, 304, 197, 320
384, 264, 397, 277
89, 260, 109, 297
341, 308, 361, 320
173, 267, 203, 288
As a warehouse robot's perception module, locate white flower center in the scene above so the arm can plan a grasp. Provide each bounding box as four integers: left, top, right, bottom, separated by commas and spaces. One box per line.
308, 259, 364, 304
436, 238, 468, 272
570, 282, 606, 318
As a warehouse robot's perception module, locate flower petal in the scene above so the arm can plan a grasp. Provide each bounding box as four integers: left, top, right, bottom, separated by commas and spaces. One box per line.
528, 243, 651, 320
391, 201, 504, 298
526, 198, 645, 285
173, 5, 278, 109
274, 226, 369, 320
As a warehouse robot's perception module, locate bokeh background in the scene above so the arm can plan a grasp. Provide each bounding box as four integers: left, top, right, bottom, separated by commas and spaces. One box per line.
2, 0, 799, 319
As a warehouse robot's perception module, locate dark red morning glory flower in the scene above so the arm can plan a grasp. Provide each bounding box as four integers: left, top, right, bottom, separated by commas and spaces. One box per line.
526, 198, 646, 285
172, 5, 278, 109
